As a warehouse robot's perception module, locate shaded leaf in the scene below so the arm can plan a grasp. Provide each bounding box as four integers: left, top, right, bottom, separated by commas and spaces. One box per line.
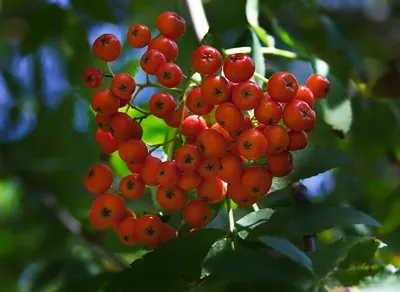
258, 236, 313, 272
200, 28, 223, 54
107, 228, 225, 291
250, 30, 266, 88
339, 238, 380, 269
236, 208, 275, 230
334, 265, 386, 287
250, 205, 380, 239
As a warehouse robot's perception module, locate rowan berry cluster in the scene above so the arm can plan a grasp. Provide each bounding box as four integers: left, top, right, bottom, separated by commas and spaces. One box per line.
82, 11, 330, 249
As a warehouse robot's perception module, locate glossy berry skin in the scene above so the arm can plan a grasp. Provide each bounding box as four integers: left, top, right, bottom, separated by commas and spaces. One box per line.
109, 112, 137, 143
192, 45, 222, 75
254, 94, 283, 125
183, 199, 211, 228
148, 92, 176, 118
118, 139, 148, 163
179, 170, 202, 191
140, 156, 162, 186
196, 128, 226, 158
135, 215, 164, 245
283, 100, 316, 131
181, 115, 208, 139
110, 73, 136, 99
229, 183, 257, 207
156, 63, 183, 88
89, 193, 126, 230
287, 131, 308, 151
174, 144, 202, 171
237, 129, 268, 160
201, 74, 230, 105
164, 105, 189, 128
232, 81, 263, 110
84, 164, 113, 194
294, 85, 315, 108
241, 166, 272, 198
95, 129, 118, 154
148, 37, 179, 61
223, 53, 255, 83
156, 11, 186, 40
306, 74, 330, 100
262, 125, 289, 153
186, 88, 214, 116
82, 67, 103, 88
119, 96, 132, 108
127, 24, 152, 48
119, 173, 145, 199
218, 154, 244, 184
215, 102, 244, 131
228, 115, 252, 139
156, 186, 187, 212
268, 72, 299, 103
116, 218, 140, 246
92, 34, 122, 62
266, 150, 294, 177
157, 161, 181, 188
158, 224, 177, 245
91, 88, 120, 116
140, 49, 167, 75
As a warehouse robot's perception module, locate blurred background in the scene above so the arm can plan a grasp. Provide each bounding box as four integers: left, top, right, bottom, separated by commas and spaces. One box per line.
0, 0, 400, 291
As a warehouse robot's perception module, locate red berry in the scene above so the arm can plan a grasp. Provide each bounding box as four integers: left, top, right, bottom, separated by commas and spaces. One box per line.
228, 115, 252, 139
118, 139, 148, 163
95, 113, 112, 132
116, 218, 140, 245
197, 158, 220, 178
157, 161, 181, 188
92, 34, 121, 62
110, 113, 142, 143
148, 37, 179, 61
135, 215, 164, 245
262, 125, 289, 153
218, 154, 244, 184
110, 73, 136, 99
174, 144, 202, 171
156, 11, 186, 40
192, 45, 222, 75
242, 166, 272, 198
266, 150, 294, 177
183, 199, 211, 228
287, 131, 308, 151
283, 100, 316, 131
127, 24, 152, 48
164, 105, 189, 128
201, 74, 230, 105
89, 193, 125, 229
232, 81, 263, 110
95, 129, 118, 154
119, 173, 145, 199
223, 53, 255, 83
267, 72, 299, 103
229, 183, 257, 206
148, 92, 176, 118
140, 49, 167, 75
91, 88, 120, 116
197, 177, 226, 204
82, 67, 103, 88
254, 94, 283, 125
179, 170, 202, 191
186, 87, 214, 115
215, 102, 244, 131
156, 186, 187, 212
156, 63, 183, 88
196, 128, 226, 158
294, 85, 315, 108
140, 155, 162, 186
84, 164, 113, 194
306, 74, 330, 100
182, 115, 208, 139
237, 128, 268, 160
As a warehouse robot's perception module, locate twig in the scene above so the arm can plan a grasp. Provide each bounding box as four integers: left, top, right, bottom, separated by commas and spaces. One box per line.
148, 135, 178, 154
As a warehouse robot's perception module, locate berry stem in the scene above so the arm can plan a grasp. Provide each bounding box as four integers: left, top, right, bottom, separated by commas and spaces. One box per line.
177, 69, 193, 146
102, 73, 113, 78
130, 104, 150, 115
167, 128, 179, 160
105, 62, 115, 77
148, 135, 179, 154
226, 187, 236, 250
135, 81, 183, 93
182, 73, 201, 86
223, 46, 311, 61
110, 185, 122, 196
253, 72, 269, 84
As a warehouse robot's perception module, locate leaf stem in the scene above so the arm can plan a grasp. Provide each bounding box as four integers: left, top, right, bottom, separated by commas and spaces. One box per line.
148, 135, 179, 154
253, 72, 269, 84
105, 62, 115, 77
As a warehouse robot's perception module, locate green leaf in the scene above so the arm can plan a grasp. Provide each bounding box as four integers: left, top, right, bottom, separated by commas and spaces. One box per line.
246, 0, 270, 47
322, 98, 353, 134
70, 0, 117, 23
334, 265, 386, 286
250, 30, 266, 88
258, 236, 313, 272
200, 28, 223, 54
204, 248, 314, 287
22, 4, 66, 54
236, 208, 275, 230
308, 236, 370, 278
107, 228, 225, 291
339, 238, 380, 269
250, 205, 381, 239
